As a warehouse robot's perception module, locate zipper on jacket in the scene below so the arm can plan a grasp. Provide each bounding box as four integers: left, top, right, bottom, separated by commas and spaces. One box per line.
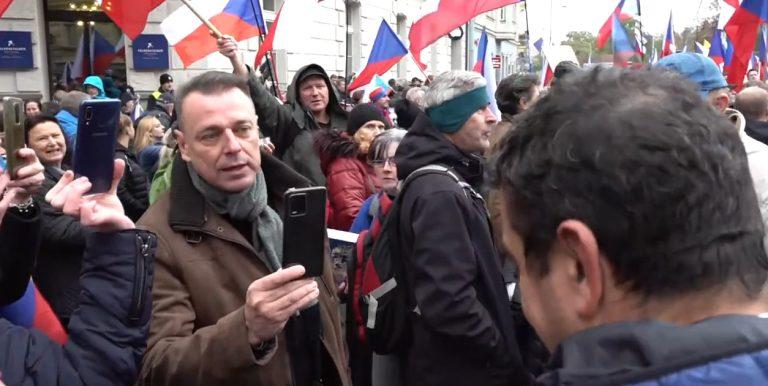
130, 232, 152, 324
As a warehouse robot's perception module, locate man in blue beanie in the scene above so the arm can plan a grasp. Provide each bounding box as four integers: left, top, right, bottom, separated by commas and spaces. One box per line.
392, 71, 530, 386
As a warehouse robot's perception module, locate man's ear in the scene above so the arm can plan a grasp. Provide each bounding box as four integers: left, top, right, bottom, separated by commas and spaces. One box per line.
175, 129, 191, 162
556, 220, 604, 319
715, 94, 730, 114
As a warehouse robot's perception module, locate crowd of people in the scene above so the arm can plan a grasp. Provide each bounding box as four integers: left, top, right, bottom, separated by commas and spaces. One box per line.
0, 31, 767, 386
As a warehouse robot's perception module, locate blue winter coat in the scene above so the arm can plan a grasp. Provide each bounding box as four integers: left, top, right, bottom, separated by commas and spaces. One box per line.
538, 314, 768, 386
83, 75, 107, 99
0, 229, 156, 386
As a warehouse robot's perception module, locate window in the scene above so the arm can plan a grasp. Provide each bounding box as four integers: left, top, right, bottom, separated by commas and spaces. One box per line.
500, 8, 507, 22
263, 0, 283, 12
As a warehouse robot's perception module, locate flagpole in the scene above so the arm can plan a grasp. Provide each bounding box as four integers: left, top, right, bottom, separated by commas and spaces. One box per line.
247, 0, 281, 99
523, 0, 533, 72
179, 0, 223, 38
636, 0, 645, 61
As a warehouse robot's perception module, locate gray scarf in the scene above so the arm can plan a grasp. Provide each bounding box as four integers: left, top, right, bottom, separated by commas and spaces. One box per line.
188, 167, 283, 272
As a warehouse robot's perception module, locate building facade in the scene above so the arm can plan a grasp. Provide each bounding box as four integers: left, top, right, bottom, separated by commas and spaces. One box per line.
0, 0, 527, 101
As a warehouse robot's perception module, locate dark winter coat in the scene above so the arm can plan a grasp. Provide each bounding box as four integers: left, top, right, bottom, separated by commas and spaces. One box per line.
32, 165, 88, 325
745, 118, 768, 146
393, 113, 530, 386
116, 143, 150, 222
0, 229, 156, 386
0, 206, 42, 306
538, 315, 768, 386
247, 64, 348, 186
315, 129, 377, 230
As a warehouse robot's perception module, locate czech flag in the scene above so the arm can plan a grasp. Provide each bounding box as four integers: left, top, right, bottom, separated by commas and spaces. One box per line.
348, 20, 407, 91
597, 0, 635, 50
662, 12, 676, 58
709, 29, 726, 67
162, 0, 265, 68
612, 13, 637, 67
0, 281, 67, 345
0, 0, 13, 18
472, 29, 500, 119
92, 29, 117, 75
725, 0, 768, 90
759, 25, 768, 80
409, 0, 522, 70
102, 0, 165, 40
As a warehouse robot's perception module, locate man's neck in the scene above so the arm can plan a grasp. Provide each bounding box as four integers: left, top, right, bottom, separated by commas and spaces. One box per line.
313, 109, 330, 125
602, 284, 768, 326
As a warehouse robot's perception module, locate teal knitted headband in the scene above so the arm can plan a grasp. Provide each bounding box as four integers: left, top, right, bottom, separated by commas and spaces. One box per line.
425, 86, 489, 134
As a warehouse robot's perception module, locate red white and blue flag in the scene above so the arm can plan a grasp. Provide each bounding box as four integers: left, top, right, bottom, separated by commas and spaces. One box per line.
725, 0, 768, 89
409, 0, 522, 70
91, 29, 117, 75
597, 0, 636, 50
612, 13, 637, 67
162, 0, 266, 68
709, 28, 726, 67
662, 12, 676, 58
0, 281, 67, 345
759, 24, 768, 79
348, 20, 408, 91
102, 0, 165, 40
472, 29, 500, 119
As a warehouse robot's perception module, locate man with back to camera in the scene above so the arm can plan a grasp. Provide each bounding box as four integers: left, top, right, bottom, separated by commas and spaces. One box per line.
492, 67, 768, 386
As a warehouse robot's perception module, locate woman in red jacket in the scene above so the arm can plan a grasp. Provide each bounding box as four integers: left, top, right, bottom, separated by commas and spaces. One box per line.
315, 103, 387, 230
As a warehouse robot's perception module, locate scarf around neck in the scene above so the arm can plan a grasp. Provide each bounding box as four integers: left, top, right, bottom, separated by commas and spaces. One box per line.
188, 166, 283, 272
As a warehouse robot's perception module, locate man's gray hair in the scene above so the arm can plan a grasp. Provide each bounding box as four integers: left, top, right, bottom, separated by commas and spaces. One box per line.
423, 71, 486, 110
406, 87, 426, 109
61, 91, 91, 116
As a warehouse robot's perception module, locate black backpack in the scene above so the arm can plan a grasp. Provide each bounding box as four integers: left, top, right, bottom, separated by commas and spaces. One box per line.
350, 164, 484, 354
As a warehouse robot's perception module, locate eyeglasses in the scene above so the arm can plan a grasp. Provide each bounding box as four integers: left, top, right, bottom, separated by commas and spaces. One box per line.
369, 157, 396, 167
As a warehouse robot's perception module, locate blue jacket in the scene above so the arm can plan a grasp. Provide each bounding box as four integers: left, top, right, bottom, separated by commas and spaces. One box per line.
349, 194, 377, 233
55, 109, 78, 144
537, 314, 768, 386
0, 229, 157, 386
83, 75, 107, 99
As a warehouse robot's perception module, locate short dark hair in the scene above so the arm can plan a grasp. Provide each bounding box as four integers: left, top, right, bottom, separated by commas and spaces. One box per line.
496, 73, 539, 116
175, 71, 249, 130
553, 61, 581, 80
491, 67, 768, 299
24, 114, 61, 135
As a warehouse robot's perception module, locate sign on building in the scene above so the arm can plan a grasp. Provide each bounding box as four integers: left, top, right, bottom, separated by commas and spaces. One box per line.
133, 34, 169, 70
0, 31, 33, 70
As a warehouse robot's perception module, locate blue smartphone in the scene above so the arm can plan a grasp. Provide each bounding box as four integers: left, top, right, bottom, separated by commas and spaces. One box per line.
73, 99, 120, 193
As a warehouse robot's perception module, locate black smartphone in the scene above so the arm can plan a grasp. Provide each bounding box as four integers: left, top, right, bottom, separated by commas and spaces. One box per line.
2, 97, 25, 178
282, 187, 327, 277
73, 99, 120, 193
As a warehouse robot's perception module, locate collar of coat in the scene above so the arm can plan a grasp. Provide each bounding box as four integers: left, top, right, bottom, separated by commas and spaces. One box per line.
168, 151, 312, 230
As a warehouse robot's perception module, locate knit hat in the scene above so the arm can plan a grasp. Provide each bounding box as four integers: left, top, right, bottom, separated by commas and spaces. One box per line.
347, 103, 390, 135
159, 73, 173, 85
425, 85, 489, 134
393, 98, 421, 129
369, 87, 390, 103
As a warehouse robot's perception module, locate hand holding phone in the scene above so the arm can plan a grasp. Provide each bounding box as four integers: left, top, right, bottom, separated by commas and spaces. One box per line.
282, 187, 327, 277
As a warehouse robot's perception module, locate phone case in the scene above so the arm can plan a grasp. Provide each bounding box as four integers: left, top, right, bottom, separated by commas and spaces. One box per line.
73, 99, 120, 193
282, 186, 328, 277
2, 97, 25, 177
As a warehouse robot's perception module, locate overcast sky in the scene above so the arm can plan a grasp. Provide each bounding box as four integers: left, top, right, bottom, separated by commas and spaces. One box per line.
526, 0, 721, 43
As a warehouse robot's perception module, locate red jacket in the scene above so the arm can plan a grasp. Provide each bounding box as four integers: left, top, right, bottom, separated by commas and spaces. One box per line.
315, 130, 377, 230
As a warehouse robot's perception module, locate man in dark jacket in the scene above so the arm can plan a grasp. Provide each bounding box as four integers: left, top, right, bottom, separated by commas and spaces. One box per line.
492, 68, 768, 386
218, 35, 348, 186
394, 71, 529, 386
0, 158, 156, 386
735, 86, 768, 145
147, 73, 174, 111
115, 114, 149, 221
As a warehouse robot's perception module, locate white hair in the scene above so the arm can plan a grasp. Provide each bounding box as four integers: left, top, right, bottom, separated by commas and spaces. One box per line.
406, 87, 426, 109
423, 71, 486, 109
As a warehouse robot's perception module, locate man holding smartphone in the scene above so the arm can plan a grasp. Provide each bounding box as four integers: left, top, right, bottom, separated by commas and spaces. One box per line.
137, 71, 349, 386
